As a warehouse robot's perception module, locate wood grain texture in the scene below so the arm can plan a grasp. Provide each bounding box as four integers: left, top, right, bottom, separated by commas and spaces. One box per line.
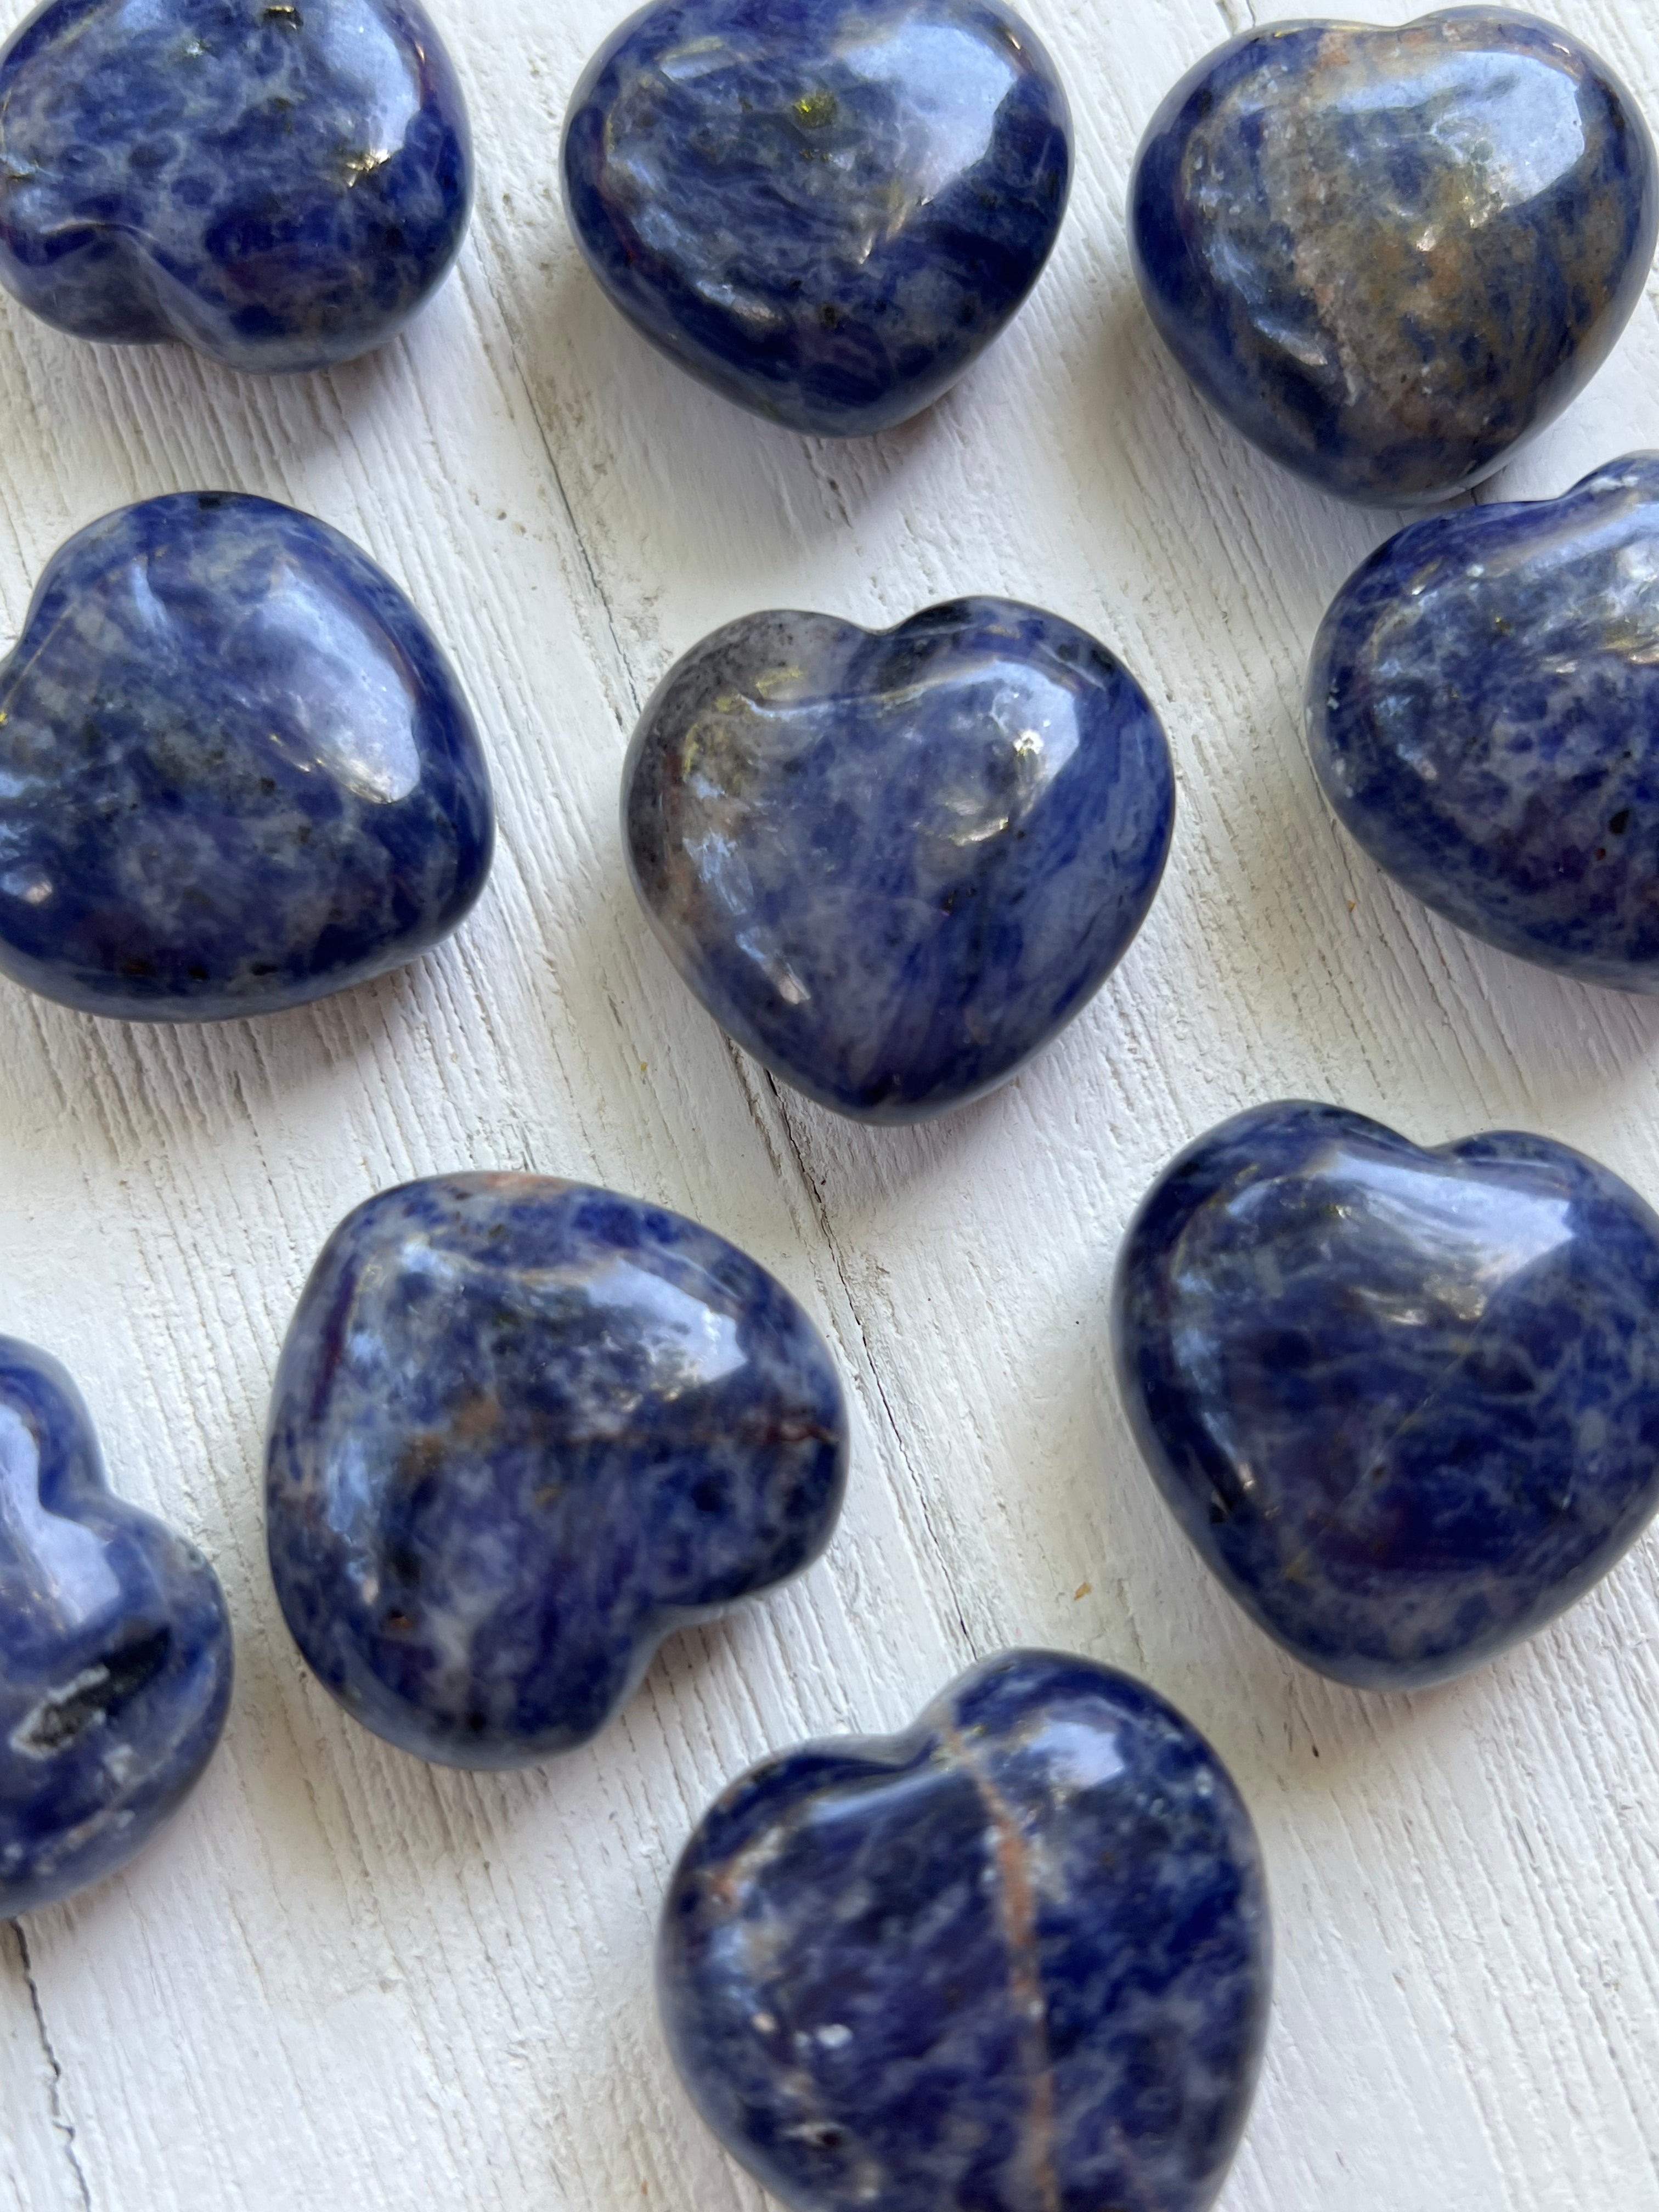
1, 1, 1657, 2207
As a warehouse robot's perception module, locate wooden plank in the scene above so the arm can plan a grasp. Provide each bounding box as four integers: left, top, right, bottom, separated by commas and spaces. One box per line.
0, 0, 1656, 2205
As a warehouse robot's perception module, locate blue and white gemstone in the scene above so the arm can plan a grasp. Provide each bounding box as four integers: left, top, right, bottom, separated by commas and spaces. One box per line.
0, 492, 493, 1022
660, 1648, 1270, 2212
1131, 10, 1658, 505
0, 1338, 232, 1918
1115, 1101, 1659, 1689
265, 1175, 849, 1769
1308, 454, 1659, 990
624, 598, 1175, 1121
562, 0, 1073, 435
0, 0, 472, 373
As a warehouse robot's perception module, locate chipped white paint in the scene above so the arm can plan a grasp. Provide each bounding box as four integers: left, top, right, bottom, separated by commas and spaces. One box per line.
0, 2, 1656, 2208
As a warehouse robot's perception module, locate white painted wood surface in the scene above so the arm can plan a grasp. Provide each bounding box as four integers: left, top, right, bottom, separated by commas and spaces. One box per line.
2, 1, 1658, 2204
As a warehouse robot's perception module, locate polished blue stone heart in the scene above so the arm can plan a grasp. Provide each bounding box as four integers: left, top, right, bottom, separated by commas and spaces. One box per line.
0, 1338, 232, 1916
265, 1175, 848, 1769
1115, 1102, 1659, 1690
0, 0, 471, 373
1308, 454, 1659, 991
1130, 10, 1658, 505
660, 1649, 1270, 2212
624, 598, 1174, 1121
561, 0, 1072, 435
0, 491, 492, 1022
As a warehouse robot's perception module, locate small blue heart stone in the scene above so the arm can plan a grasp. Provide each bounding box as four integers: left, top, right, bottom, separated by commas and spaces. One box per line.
1130, 10, 1659, 505
265, 1175, 848, 1769
0, 0, 472, 373
660, 1648, 1270, 2212
0, 491, 492, 1022
0, 1338, 232, 1917
624, 599, 1174, 1121
1308, 454, 1659, 990
561, 0, 1073, 435
1115, 1102, 1659, 1690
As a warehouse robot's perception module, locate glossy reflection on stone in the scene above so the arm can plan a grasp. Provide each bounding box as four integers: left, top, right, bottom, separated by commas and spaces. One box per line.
0, 1338, 232, 1917
1115, 1102, 1659, 1690
624, 598, 1174, 1121
660, 1648, 1270, 2212
1308, 453, 1659, 990
0, 0, 472, 373
562, 0, 1072, 435
0, 492, 492, 1022
1130, 10, 1659, 505
266, 1175, 848, 1769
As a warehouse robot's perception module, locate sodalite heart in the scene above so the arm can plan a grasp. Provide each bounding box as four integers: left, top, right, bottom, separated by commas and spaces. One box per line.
0, 1338, 232, 1917
1308, 454, 1659, 991
561, 0, 1072, 435
659, 1649, 1270, 2212
1114, 1102, 1659, 1690
0, 491, 492, 1022
264, 1175, 848, 1769
1130, 10, 1659, 505
0, 0, 471, 374
623, 599, 1174, 1121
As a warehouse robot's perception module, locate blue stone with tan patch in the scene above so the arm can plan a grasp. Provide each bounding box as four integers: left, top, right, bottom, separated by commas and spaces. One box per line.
561, 0, 1073, 435
1131, 10, 1659, 505
0, 490, 492, 1022
0, 1337, 233, 1918
265, 1175, 849, 1769
0, 0, 471, 373
623, 597, 1174, 1122
1114, 1101, 1659, 1689
1308, 453, 1659, 990
659, 1648, 1270, 2212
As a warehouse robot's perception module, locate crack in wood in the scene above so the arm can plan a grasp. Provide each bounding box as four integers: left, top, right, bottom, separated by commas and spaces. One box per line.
13, 1923, 93, 2212
754, 1066, 978, 1660
461, 239, 644, 732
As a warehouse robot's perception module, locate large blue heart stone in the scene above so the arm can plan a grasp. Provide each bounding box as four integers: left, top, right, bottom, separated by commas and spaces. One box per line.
0, 0, 472, 373
1130, 10, 1658, 505
1115, 1102, 1659, 1690
561, 0, 1073, 435
660, 1648, 1270, 2212
1308, 454, 1659, 991
266, 1175, 848, 1769
624, 599, 1175, 1121
0, 491, 492, 1022
0, 1338, 232, 1917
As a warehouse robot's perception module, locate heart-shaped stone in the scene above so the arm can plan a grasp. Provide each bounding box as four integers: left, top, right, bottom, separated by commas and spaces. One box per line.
624, 598, 1174, 1121
1114, 1102, 1659, 1689
265, 1175, 848, 1768
562, 0, 1072, 435
0, 1338, 232, 1916
1131, 11, 1658, 505
0, 0, 471, 373
660, 1647, 1270, 2212
1308, 453, 1659, 990
0, 492, 493, 1022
